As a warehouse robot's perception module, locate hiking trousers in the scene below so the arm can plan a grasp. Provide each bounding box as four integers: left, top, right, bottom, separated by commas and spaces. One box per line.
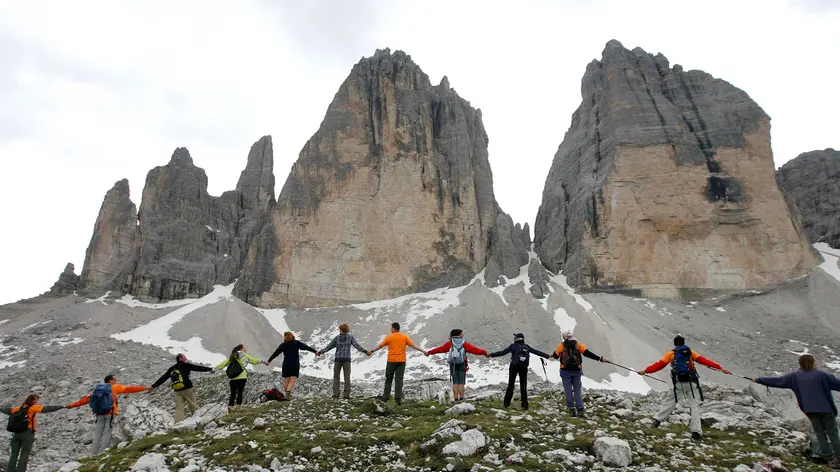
92, 414, 115, 455
383, 362, 406, 401
655, 381, 701, 433
561, 370, 585, 410
333, 361, 352, 398
229, 379, 247, 406
504, 364, 529, 409
7, 429, 35, 472
175, 387, 200, 422
807, 412, 840, 458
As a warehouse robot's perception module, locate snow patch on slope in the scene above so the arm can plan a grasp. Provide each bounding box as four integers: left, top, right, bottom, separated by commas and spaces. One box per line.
814, 243, 840, 282
112, 284, 236, 366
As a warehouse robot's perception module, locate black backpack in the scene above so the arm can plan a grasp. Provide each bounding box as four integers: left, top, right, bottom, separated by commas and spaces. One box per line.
226, 358, 244, 379
513, 344, 530, 366
562, 340, 583, 370
7, 406, 29, 433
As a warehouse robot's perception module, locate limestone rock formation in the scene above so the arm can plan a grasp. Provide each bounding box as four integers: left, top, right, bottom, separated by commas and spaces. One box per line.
484, 212, 529, 287
79, 137, 276, 302
534, 40, 817, 298
45, 263, 80, 297
777, 149, 840, 248
78, 179, 138, 296
236, 49, 503, 307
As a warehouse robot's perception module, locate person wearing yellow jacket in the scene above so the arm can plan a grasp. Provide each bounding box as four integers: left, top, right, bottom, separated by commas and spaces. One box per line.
216, 344, 266, 410
1, 394, 65, 472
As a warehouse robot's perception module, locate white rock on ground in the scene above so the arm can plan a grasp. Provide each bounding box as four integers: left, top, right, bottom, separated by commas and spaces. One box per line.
58, 461, 83, 472
445, 402, 476, 415
172, 402, 227, 431
441, 428, 486, 457
732, 465, 752, 472
542, 448, 572, 462
593, 437, 632, 467
131, 452, 168, 471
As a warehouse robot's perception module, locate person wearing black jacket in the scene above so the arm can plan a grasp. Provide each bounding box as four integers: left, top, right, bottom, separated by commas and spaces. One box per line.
267, 332, 319, 400
489, 333, 551, 410
151, 353, 213, 422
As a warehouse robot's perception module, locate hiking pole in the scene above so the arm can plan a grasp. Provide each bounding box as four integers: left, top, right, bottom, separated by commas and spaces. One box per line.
604, 360, 667, 384
539, 358, 549, 381
708, 366, 753, 381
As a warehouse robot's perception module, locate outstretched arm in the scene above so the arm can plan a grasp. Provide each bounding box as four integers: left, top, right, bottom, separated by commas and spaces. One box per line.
582, 349, 604, 362
267, 345, 283, 364
187, 363, 213, 373
350, 337, 366, 354
67, 395, 91, 409
755, 373, 795, 389
41, 406, 65, 413
527, 346, 552, 359
824, 372, 840, 391
490, 345, 512, 358
298, 341, 318, 354
321, 337, 339, 355
409, 342, 427, 354
152, 369, 171, 389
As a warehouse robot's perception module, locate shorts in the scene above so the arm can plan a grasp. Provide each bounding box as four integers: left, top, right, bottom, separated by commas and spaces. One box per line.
450, 364, 467, 384
282, 363, 300, 378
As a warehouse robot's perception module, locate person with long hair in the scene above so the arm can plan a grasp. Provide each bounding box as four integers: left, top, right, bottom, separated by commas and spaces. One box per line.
216, 344, 266, 411
754, 354, 840, 468
1, 394, 64, 472
267, 331, 318, 400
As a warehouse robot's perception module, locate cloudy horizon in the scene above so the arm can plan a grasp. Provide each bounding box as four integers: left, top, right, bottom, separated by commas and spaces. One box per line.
1, 0, 838, 304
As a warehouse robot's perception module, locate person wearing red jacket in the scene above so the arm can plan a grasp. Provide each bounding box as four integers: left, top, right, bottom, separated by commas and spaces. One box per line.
636, 335, 730, 440
426, 329, 489, 403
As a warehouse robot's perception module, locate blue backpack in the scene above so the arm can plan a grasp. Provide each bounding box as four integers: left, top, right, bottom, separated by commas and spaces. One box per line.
90, 384, 114, 415
671, 346, 698, 383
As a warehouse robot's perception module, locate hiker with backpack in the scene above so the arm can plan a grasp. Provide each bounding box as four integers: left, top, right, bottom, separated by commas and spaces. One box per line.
552, 330, 607, 418
216, 344, 267, 410
752, 354, 840, 468
490, 333, 551, 410
151, 353, 214, 422
368, 322, 427, 405
317, 323, 369, 399
267, 331, 319, 400
66, 375, 151, 454
636, 335, 730, 440
1, 394, 65, 472
426, 329, 489, 403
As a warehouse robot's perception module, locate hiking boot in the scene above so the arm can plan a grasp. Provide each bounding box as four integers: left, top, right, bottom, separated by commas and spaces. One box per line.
568, 408, 577, 418
331, 395, 339, 399
577, 409, 587, 419
395, 399, 402, 405
342, 395, 351, 400
284, 392, 292, 400
691, 432, 702, 441
652, 419, 661, 428
811, 456, 829, 465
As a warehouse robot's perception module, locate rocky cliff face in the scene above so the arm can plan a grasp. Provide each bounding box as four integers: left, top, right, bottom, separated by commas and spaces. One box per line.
44, 263, 80, 297
236, 49, 516, 307
79, 137, 275, 302
534, 40, 817, 298
777, 149, 840, 248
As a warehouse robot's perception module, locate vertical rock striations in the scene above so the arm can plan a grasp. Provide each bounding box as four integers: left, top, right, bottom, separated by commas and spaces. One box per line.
45, 263, 80, 297
534, 40, 817, 298
235, 49, 507, 307
79, 137, 276, 302
78, 179, 139, 296
777, 149, 840, 248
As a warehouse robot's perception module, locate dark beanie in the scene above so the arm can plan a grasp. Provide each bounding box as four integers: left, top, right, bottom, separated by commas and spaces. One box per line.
674, 335, 686, 346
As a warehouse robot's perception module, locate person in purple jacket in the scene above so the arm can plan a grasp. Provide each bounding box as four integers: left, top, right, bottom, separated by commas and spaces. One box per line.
754, 354, 840, 468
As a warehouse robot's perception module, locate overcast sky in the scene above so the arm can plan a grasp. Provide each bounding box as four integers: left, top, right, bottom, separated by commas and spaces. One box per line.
1, 0, 838, 304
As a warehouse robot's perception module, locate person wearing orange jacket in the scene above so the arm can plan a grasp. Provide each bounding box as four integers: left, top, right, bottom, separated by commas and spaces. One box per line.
636, 335, 730, 440
1, 394, 64, 472
552, 330, 607, 418
426, 329, 489, 403
66, 375, 151, 455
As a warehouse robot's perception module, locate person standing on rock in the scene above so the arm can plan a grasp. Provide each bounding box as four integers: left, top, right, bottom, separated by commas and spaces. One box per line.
426, 329, 489, 403
151, 353, 214, 422
368, 322, 427, 405
552, 330, 607, 418
490, 333, 551, 410
636, 335, 730, 441
216, 344, 267, 411
267, 332, 319, 400
753, 354, 840, 468
317, 323, 369, 399
1, 394, 65, 472
66, 375, 151, 455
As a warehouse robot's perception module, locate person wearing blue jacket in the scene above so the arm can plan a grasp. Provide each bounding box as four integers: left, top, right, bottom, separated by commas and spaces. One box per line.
490, 333, 551, 410
754, 354, 840, 468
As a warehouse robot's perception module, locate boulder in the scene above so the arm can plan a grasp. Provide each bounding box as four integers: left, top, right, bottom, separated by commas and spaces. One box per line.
534, 40, 817, 298
441, 428, 486, 457
445, 402, 476, 415
593, 436, 632, 467
44, 263, 80, 297
130, 453, 168, 471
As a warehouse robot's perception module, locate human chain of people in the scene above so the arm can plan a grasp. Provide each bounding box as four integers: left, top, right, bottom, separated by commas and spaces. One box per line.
4, 324, 840, 471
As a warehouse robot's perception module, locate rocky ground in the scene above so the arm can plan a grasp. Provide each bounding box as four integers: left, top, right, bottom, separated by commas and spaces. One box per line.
54, 381, 828, 472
